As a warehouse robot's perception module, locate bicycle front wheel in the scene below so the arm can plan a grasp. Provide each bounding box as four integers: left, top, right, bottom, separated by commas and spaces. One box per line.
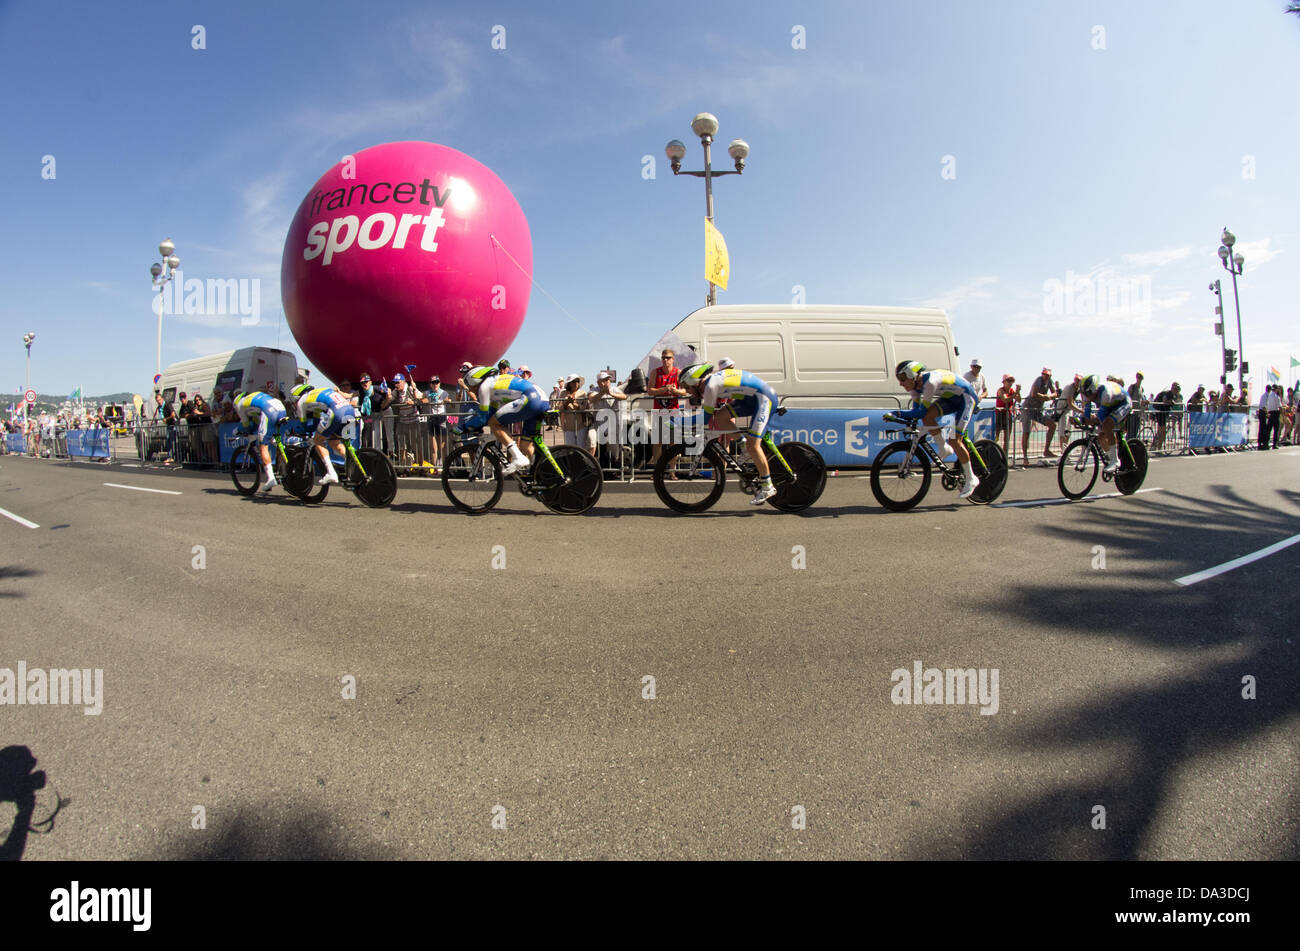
230, 444, 261, 496
350, 448, 397, 508
283, 446, 330, 503
442, 445, 504, 514
534, 445, 603, 514
765, 441, 827, 512
968, 439, 1008, 505
653, 443, 727, 514
1057, 439, 1099, 500
1114, 439, 1149, 495
870, 440, 931, 512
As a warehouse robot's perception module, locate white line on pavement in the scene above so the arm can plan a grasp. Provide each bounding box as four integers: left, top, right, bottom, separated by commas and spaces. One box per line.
0, 506, 39, 529
992, 488, 1164, 508
103, 483, 183, 495
1174, 533, 1300, 586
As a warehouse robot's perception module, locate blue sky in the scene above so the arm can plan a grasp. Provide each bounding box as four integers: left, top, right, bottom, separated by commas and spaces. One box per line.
2, 0, 1298, 399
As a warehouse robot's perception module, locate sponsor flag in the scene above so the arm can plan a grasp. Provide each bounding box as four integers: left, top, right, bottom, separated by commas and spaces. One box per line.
704, 218, 729, 291
69, 386, 82, 400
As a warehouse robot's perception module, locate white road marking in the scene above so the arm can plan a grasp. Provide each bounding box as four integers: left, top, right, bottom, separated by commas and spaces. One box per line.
103, 483, 183, 495
1175, 533, 1300, 586
0, 506, 39, 529
992, 488, 1164, 508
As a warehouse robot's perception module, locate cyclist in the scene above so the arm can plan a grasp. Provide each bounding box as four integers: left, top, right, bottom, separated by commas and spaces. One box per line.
677, 361, 779, 505
291, 382, 359, 485
1075, 374, 1131, 474
891, 361, 981, 499
231, 390, 288, 493
459, 365, 550, 475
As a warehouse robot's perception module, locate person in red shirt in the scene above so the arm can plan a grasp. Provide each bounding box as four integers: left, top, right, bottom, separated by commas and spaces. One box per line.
648, 348, 687, 467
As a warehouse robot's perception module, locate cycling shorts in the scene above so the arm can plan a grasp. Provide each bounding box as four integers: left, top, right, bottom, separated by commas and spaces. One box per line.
493, 390, 549, 437
728, 393, 773, 438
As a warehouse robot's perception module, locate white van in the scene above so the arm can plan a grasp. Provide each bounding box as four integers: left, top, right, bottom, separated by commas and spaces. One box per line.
640, 305, 977, 466
665, 304, 958, 408
154, 347, 301, 406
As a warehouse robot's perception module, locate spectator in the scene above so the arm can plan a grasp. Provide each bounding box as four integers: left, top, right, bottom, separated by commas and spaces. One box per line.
1217, 384, 1234, 412
1021, 367, 1059, 463
589, 370, 627, 469
192, 394, 217, 463
337, 378, 359, 408
551, 378, 564, 401
995, 374, 1016, 464
389, 373, 427, 466
1282, 387, 1297, 446
557, 374, 592, 453
357, 374, 390, 453
517, 365, 533, 383
1187, 385, 1206, 410
1053, 373, 1083, 453
1150, 383, 1176, 451
1260, 384, 1282, 450
425, 376, 446, 473
963, 359, 988, 400
648, 348, 686, 468
1125, 372, 1145, 442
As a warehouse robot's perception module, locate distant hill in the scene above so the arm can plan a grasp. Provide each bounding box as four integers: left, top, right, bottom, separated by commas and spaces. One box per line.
7, 392, 139, 414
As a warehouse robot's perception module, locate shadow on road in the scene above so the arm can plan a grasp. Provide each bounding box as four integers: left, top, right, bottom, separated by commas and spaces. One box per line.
0, 566, 41, 599
147, 805, 386, 860
902, 484, 1300, 859
0, 745, 68, 861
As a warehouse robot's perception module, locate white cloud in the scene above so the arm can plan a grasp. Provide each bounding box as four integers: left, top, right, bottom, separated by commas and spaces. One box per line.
1233, 238, 1280, 269
920, 275, 999, 313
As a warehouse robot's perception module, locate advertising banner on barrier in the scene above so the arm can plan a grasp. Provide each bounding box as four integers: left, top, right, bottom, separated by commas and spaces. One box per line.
596, 406, 996, 467
765, 408, 996, 466
1188, 412, 1248, 448
65, 428, 110, 459
217, 421, 358, 465
4, 433, 25, 453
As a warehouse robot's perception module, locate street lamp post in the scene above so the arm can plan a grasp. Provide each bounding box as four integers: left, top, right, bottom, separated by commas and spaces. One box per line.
1217, 228, 1246, 395
1208, 281, 1228, 385
23, 332, 35, 393
150, 238, 181, 382
665, 113, 749, 306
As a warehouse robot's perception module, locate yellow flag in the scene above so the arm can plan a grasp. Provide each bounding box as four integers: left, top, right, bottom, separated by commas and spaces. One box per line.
704, 218, 729, 291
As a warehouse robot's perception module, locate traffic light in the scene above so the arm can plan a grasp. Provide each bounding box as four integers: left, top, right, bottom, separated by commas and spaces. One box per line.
1241, 361, 1249, 375
1224, 350, 1236, 373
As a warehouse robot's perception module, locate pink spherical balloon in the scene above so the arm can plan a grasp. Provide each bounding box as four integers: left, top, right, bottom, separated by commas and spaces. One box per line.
281, 141, 532, 384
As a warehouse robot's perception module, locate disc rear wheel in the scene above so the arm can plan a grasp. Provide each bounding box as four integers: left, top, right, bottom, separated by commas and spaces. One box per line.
968, 439, 1008, 504
765, 441, 827, 512
534, 445, 603, 514
1114, 439, 1148, 495
350, 447, 397, 508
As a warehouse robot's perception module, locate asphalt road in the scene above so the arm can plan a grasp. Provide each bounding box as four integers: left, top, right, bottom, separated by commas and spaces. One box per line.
1, 449, 1297, 860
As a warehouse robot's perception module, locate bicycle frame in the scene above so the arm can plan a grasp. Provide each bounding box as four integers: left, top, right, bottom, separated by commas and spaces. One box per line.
696, 428, 793, 477
458, 432, 568, 488
886, 425, 983, 478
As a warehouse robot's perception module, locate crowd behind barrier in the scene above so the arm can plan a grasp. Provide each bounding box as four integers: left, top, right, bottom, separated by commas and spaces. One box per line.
6, 368, 1296, 476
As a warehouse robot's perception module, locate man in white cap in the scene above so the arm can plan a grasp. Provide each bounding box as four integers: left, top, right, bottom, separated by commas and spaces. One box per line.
963, 359, 987, 401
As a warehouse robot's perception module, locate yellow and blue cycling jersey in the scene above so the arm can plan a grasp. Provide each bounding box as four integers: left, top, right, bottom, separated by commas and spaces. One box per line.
234, 391, 286, 444
700, 368, 778, 438
296, 386, 358, 438
1087, 382, 1131, 423
897, 371, 978, 432
466, 374, 550, 435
